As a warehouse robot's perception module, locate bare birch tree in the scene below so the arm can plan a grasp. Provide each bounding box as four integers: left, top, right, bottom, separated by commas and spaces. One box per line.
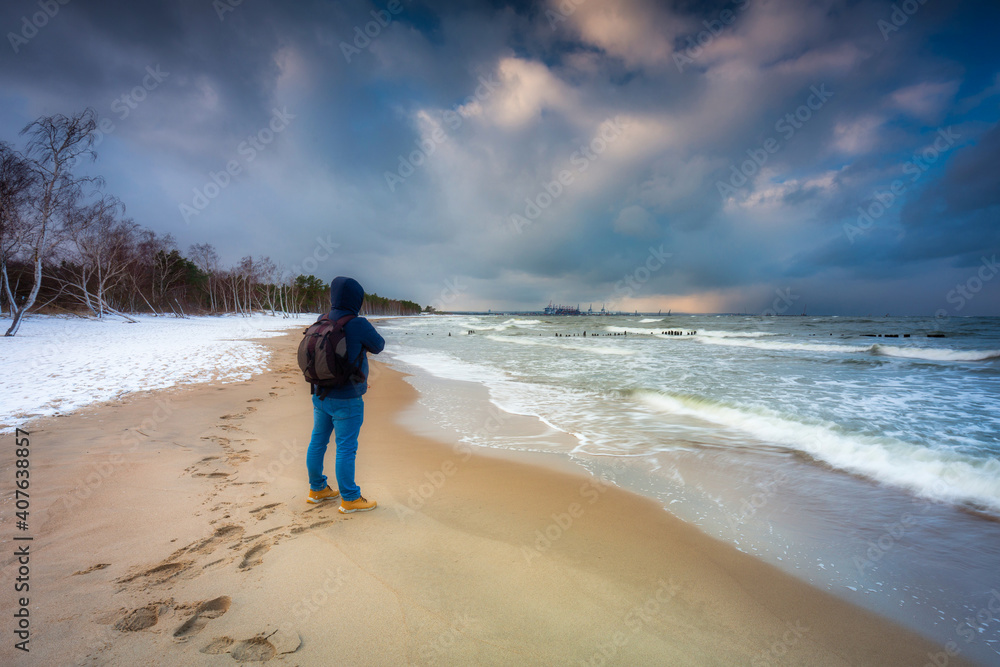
0, 142, 36, 317
189, 243, 220, 313
5, 109, 101, 336
59, 196, 138, 320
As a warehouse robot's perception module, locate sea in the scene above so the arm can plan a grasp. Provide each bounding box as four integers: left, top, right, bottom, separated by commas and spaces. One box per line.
379, 314, 1000, 665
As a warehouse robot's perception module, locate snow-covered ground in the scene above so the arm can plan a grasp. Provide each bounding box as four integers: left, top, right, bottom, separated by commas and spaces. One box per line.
0, 314, 313, 431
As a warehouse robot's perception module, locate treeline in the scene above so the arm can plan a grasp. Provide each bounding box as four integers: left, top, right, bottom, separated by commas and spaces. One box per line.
0, 109, 422, 336
291, 275, 422, 316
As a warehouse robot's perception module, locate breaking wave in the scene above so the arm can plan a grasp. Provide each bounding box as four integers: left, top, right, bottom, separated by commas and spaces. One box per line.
636, 390, 1000, 515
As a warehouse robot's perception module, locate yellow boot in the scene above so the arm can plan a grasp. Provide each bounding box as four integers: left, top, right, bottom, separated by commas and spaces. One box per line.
307, 485, 340, 504
339, 495, 377, 514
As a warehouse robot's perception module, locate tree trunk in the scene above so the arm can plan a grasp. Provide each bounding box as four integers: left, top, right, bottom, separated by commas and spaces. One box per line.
97, 296, 137, 323
0, 261, 13, 318
5, 252, 42, 336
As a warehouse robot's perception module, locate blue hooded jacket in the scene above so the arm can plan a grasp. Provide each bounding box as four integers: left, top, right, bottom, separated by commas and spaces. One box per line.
317, 276, 385, 399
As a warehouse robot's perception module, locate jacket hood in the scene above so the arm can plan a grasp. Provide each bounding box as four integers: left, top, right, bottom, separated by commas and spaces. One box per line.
330, 276, 364, 314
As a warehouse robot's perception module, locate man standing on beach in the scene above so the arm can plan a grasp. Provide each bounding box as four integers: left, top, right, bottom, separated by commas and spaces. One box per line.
306, 276, 385, 513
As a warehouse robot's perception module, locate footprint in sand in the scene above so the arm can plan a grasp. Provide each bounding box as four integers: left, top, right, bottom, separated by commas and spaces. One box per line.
201, 629, 301, 660
173, 596, 231, 641
201, 636, 234, 654
239, 542, 270, 570
188, 452, 236, 479
226, 450, 252, 465
231, 636, 277, 661
247, 398, 263, 403
73, 563, 110, 576
118, 561, 192, 587
187, 525, 245, 555
114, 603, 163, 631
185, 456, 218, 474
290, 520, 335, 534
249, 503, 281, 520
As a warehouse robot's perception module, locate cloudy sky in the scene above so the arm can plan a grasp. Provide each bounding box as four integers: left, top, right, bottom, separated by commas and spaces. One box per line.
1, 0, 998, 314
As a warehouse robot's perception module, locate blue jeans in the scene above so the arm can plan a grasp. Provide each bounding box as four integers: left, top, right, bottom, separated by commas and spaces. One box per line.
306, 395, 364, 501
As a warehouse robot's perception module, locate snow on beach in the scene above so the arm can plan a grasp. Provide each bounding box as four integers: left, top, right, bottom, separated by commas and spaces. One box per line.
0, 314, 311, 431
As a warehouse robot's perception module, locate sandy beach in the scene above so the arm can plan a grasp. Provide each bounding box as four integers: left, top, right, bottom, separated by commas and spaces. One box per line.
0, 330, 974, 666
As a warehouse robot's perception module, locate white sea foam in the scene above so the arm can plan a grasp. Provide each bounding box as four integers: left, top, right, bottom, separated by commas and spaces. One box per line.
389, 349, 510, 383
603, 325, 659, 334
697, 337, 870, 354
640, 318, 664, 323
388, 347, 593, 447
695, 330, 778, 338
872, 345, 1000, 362
452, 317, 546, 332
485, 334, 636, 356
697, 336, 1000, 362
636, 390, 1000, 514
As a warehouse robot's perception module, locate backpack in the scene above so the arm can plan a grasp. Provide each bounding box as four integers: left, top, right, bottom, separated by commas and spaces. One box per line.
297, 314, 366, 389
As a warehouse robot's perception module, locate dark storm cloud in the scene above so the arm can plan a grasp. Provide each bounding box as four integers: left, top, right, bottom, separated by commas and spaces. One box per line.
1, 0, 998, 313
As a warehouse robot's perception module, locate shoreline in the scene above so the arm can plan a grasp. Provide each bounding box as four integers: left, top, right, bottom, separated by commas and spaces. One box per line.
383, 314, 1000, 665
0, 330, 977, 665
